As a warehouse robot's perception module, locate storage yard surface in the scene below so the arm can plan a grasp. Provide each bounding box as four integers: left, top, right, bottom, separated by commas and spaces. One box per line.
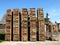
0, 41, 60, 45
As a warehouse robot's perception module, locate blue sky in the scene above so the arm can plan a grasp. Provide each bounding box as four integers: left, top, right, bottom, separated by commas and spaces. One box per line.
0, 0, 60, 23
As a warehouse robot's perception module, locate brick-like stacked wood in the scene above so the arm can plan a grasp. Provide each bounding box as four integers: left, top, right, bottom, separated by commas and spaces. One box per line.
5, 8, 46, 41
37, 8, 45, 41
21, 8, 28, 41
13, 9, 20, 41
5, 9, 12, 41
30, 8, 37, 41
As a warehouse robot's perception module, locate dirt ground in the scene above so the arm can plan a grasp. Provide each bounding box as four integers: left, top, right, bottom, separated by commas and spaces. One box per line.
0, 41, 60, 45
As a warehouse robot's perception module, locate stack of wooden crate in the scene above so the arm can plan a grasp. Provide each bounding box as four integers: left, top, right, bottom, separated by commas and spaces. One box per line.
37, 8, 45, 41
5, 8, 46, 41
52, 24, 58, 32
21, 8, 28, 41
5, 9, 12, 41
30, 8, 37, 41
49, 24, 59, 41
13, 9, 20, 41
49, 24, 58, 33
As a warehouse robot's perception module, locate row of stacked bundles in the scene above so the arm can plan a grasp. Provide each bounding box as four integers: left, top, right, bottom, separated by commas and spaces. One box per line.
5, 8, 45, 41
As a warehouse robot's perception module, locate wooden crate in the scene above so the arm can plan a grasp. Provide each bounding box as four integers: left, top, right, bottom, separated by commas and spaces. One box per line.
49, 24, 53, 32
39, 30, 45, 34
22, 15, 28, 21
22, 8, 28, 15
30, 8, 36, 18
5, 34, 11, 41
22, 27, 28, 31
52, 24, 58, 32
13, 34, 20, 41
5, 29, 11, 34
13, 9, 20, 15
30, 35, 36, 41
7, 9, 12, 15
6, 22, 11, 25
22, 17, 28, 21
21, 24, 28, 28
21, 35, 28, 41
30, 21, 36, 28
22, 12, 28, 15
30, 17, 36, 21
13, 27, 20, 34
37, 8, 43, 11
21, 27, 28, 41
21, 21, 28, 28
6, 15, 12, 20
51, 34, 59, 41
30, 28, 36, 32
30, 11, 35, 13
38, 17, 44, 21
30, 14, 35, 16
22, 8, 27, 11
37, 8, 44, 21
39, 34, 45, 41
13, 16, 19, 20
30, 27, 37, 41
6, 22, 12, 33
21, 28, 28, 34
30, 8, 35, 11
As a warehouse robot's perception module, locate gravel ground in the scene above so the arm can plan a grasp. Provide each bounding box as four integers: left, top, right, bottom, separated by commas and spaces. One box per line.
0, 41, 60, 45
